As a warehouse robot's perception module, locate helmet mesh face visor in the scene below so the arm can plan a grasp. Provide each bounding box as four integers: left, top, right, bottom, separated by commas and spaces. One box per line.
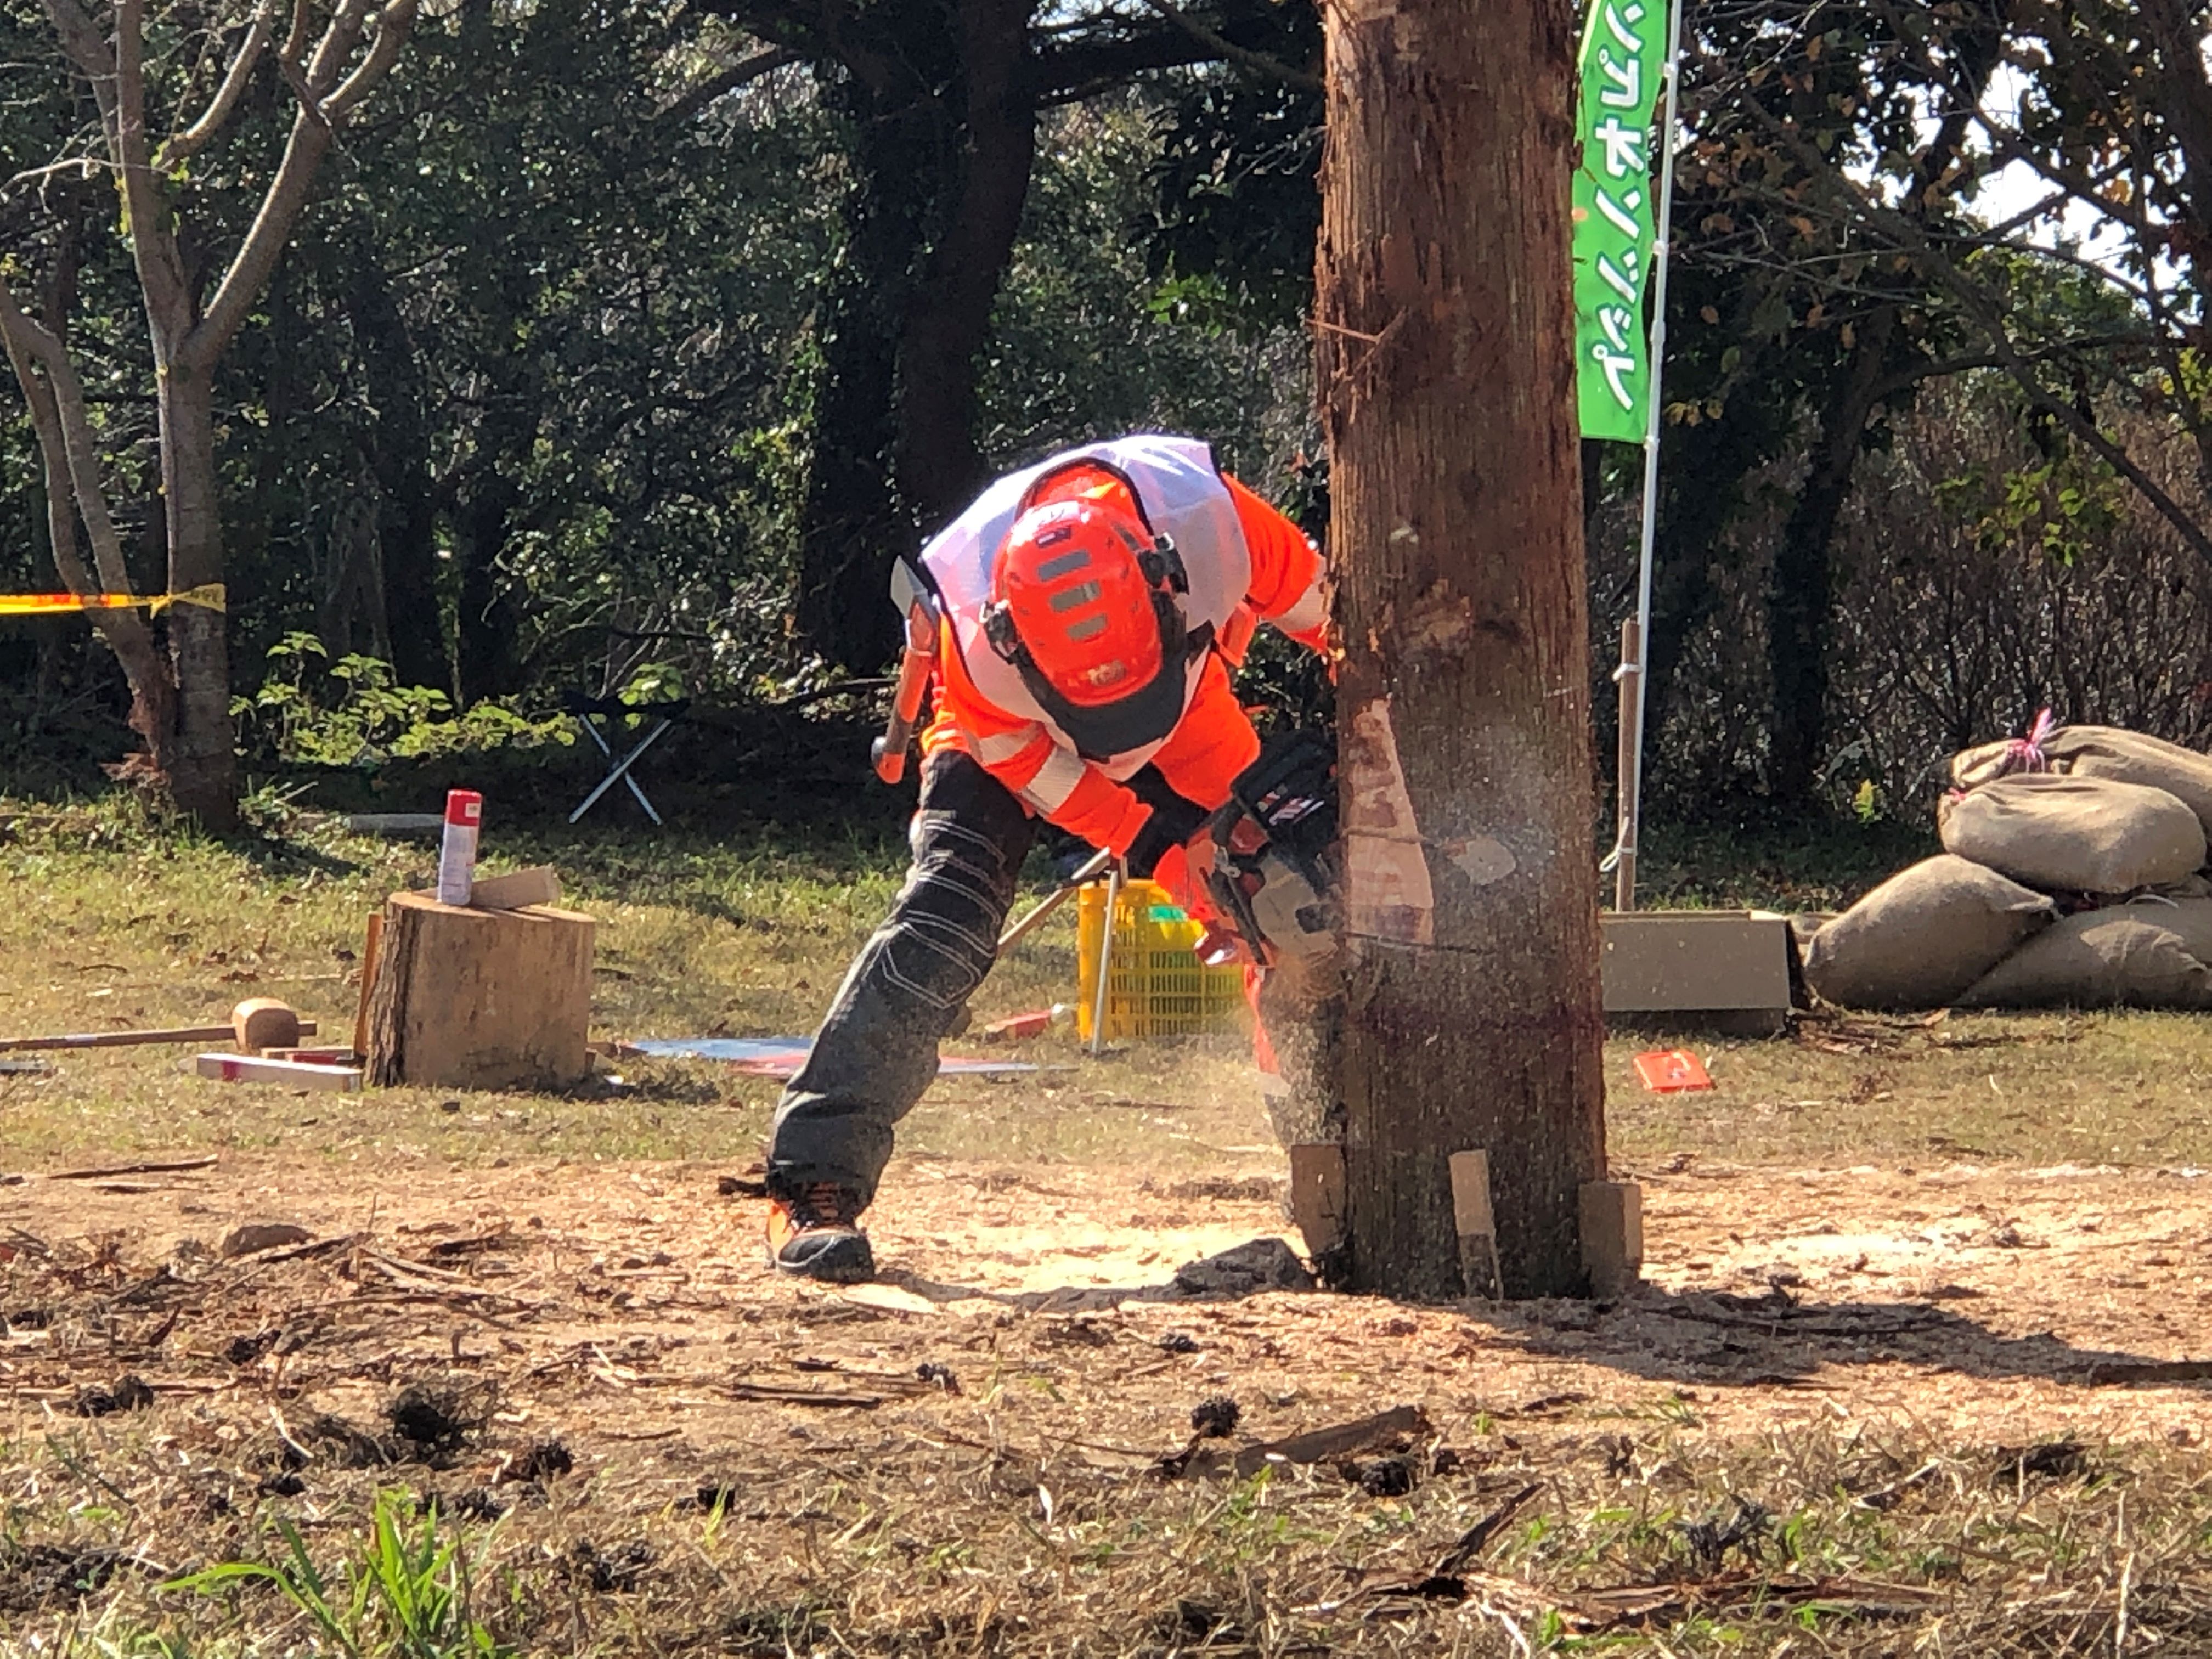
996, 500, 1166, 708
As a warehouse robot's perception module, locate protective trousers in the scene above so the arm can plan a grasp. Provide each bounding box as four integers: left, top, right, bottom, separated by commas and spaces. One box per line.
766, 747, 1343, 1205
768, 749, 1036, 1204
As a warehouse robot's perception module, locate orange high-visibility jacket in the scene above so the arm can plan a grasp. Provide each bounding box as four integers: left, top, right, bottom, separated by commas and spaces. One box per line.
919, 437, 1326, 859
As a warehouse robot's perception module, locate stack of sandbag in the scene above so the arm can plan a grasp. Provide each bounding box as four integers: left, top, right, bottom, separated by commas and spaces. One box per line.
1951, 724, 2212, 828
1805, 719, 2212, 1010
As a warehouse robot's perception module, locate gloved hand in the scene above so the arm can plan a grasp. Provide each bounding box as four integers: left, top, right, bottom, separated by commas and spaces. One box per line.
1122, 791, 1209, 880
1042, 827, 1101, 885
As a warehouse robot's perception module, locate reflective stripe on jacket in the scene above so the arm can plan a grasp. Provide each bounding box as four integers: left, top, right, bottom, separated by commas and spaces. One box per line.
918, 434, 1326, 857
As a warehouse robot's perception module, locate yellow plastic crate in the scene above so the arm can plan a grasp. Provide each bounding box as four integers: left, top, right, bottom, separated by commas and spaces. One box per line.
1075, 879, 1249, 1040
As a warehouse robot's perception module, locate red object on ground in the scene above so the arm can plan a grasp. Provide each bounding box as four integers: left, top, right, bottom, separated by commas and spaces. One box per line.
980, 1009, 1054, 1042
1633, 1049, 1713, 1092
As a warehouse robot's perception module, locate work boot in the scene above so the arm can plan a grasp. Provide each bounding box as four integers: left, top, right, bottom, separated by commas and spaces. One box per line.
764, 1183, 876, 1282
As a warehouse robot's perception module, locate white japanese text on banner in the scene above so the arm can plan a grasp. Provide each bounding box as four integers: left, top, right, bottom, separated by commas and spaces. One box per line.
1572, 0, 1668, 443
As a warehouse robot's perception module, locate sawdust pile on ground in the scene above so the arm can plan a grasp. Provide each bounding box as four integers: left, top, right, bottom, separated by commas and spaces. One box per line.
1, 1152, 2209, 1652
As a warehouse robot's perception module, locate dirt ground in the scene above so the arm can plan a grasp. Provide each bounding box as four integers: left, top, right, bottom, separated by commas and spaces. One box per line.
7, 1147, 2208, 1447
4, 820, 2210, 1651
4, 1138, 2209, 1653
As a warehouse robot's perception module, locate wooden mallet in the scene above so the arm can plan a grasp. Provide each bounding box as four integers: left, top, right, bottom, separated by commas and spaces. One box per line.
0, 998, 315, 1054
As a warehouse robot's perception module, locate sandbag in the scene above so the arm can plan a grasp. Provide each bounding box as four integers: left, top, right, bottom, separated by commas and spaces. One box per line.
1959, 912, 2212, 1009
1953, 725, 2212, 836
1937, 774, 2206, 894
1803, 854, 2056, 1011
2113, 895, 2212, 963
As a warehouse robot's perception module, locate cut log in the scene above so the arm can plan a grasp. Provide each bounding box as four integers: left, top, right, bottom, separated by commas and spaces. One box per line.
365, 891, 595, 1091
352, 912, 384, 1059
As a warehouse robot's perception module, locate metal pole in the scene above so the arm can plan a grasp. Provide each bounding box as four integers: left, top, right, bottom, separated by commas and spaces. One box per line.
1612, 617, 1642, 911
1088, 860, 1121, 1057
568, 719, 674, 825
1609, 0, 1685, 912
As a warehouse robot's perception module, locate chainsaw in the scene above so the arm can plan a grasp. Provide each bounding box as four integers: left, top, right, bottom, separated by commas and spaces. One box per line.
1197, 726, 1338, 968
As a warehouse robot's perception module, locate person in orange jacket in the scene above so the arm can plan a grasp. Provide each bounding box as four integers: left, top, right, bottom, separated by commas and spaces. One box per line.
765, 433, 1331, 1282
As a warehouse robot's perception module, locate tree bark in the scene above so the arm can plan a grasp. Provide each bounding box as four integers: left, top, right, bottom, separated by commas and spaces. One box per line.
1765, 306, 1897, 805
1317, 0, 1606, 1299
154, 368, 239, 820
891, 0, 1039, 532
345, 232, 448, 690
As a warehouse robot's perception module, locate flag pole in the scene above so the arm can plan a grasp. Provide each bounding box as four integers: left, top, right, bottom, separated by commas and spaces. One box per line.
1608, 0, 1684, 912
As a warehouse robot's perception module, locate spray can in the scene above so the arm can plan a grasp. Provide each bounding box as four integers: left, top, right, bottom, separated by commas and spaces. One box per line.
437, 789, 482, 906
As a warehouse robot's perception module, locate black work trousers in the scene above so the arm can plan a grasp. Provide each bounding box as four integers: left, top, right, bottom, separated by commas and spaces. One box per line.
766, 747, 1344, 1205
768, 750, 1036, 1204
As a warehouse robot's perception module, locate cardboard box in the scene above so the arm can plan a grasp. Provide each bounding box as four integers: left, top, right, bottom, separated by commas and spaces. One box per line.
1601, 910, 1793, 1035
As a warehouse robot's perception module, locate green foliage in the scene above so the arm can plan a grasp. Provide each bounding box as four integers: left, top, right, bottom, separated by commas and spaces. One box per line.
166, 1489, 507, 1659
1144, 29, 1322, 331
980, 97, 1315, 489
234, 635, 572, 767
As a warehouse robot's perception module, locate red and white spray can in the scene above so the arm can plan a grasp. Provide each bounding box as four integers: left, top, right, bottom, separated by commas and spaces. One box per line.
437, 789, 482, 905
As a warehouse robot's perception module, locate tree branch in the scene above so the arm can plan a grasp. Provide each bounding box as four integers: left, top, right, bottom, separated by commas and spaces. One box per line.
0, 270, 143, 599
191, 0, 417, 365
156, 6, 276, 171
1028, 20, 1215, 103
658, 43, 801, 123
306, 0, 374, 97
110, 0, 198, 344
278, 0, 313, 69
324, 0, 416, 120
1128, 0, 1318, 92
35, 0, 109, 82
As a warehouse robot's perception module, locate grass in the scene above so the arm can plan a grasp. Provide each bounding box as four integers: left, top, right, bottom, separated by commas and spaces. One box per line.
12, 1402, 2211, 1655
5, 793, 2212, 1655
5, 799, 2211, 1172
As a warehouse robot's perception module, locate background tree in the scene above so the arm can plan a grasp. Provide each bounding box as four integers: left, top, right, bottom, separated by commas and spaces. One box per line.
701, 0, 1322, 671
0, 0, 415, 823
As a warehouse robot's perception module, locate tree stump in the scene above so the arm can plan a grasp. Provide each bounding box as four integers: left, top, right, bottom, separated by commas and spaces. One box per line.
364, 891, 595, 1090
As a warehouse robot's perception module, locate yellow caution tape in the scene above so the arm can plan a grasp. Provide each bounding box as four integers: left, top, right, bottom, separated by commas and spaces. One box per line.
0, 583, 226, 617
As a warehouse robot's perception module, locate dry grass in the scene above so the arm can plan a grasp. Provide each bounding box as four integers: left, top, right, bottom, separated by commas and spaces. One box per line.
3, 802, 2211, 1656
1, 1153, 2208, 1658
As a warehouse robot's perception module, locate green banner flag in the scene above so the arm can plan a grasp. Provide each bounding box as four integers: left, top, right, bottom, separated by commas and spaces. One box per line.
1573, 0, 1669, 443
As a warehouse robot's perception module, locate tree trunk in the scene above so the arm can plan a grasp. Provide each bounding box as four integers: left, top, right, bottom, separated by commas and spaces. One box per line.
156, 365, 239, 825
793, 0, 1042, 674
1643, 406, 1768, 747
792, 46, 952, 674
891, 0, 1038, 533
1317, 0, 1605, 1300
346, 233, 448, 690
455, 461, 526, 704
1766, 307, 1897, 805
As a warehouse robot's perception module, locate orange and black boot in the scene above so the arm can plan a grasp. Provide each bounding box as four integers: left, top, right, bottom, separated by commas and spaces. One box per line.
764, 1183, 875, 1282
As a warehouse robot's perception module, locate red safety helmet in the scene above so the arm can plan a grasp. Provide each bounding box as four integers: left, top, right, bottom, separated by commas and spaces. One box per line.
982, 484, 1205, 758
